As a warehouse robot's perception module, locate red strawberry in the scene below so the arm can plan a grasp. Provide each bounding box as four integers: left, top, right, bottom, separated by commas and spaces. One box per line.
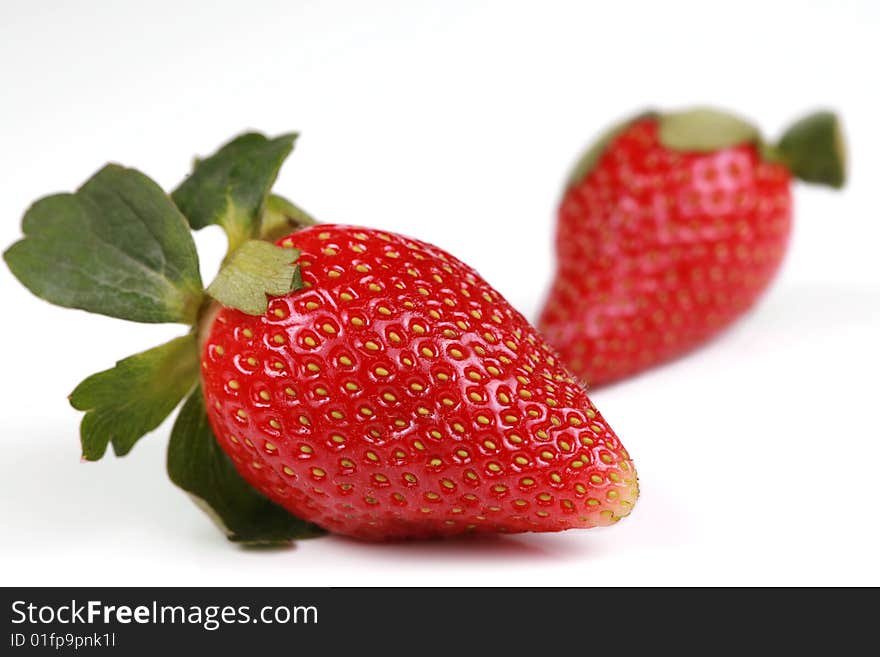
539, 109, 846, 386
4, 131, 637, 543
200, 225, 637, 540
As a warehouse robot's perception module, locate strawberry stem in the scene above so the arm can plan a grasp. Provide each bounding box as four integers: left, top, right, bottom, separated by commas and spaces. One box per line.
775, 111, 846, 188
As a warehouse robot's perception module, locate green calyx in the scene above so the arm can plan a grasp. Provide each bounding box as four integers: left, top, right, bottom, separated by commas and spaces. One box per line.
657, 107, 760, 152
206, 239, 303, 316
567, 106, 847, 189
775, 111, 846, 188
3, 129, 322, 545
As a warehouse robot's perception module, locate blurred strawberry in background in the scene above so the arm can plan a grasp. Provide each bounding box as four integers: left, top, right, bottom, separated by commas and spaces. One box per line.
538, 108, 846, 386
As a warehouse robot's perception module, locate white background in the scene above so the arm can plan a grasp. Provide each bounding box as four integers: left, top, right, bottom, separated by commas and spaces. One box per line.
1, 0, 878, 586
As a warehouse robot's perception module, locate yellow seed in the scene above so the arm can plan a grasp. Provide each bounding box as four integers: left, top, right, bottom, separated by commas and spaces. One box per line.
311, 467, 326, 478
368, 283, 382, 292
360, 407, 373, 416
452, 423, 464, 433
382, 392, 397, 402
228, 380, 240, 390
351, 317, 364, 327
259, 390, 271, 400
449, 348, 463, 359
515, 456, 528, 465
331, 434, 345, 444
366, 451, 379, 462
487, 463, 501, 472
508, 434, 523, 444
269, 419, 281, 429
315, 387, 328, 396
236, 409, 248, 419
364, 341, 379, 351
283, 466, 295, 476
339, 356, 353, 366
345, 382, 359, 391
242, 328, 253, 339
284, 387, 296, 397
305, 301, 320, 310
375, 367, 389, 376
246, 357, 258, 366
213, 345, 225, 356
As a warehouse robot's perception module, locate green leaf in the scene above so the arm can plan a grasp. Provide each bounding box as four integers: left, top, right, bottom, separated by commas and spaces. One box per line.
258, 194, 317, 242
776, 111, 846, 189
168, 387, 325, 544
172, 132, 297, 253
658, 108, 761, 153
567, 111, 656, 188
70, 334, 200, 460
3, 165, 204, 324
206, 239, 302, 315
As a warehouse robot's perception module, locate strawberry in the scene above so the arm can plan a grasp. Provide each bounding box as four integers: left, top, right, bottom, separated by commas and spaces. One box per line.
200, 225, 637, 539
538, 109, 846, 386
4, 132, 637, 543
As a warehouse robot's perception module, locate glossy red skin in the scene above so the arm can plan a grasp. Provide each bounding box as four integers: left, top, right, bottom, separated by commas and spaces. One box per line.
200, 225, 637, 540
538, 118, 792, 386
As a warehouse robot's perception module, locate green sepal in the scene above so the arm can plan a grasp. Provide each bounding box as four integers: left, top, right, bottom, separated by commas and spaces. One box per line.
775, 111, 846, 188
70, 334, 200, 461
206, 240, 302, 315
567, 111, 656, 188
3, 165, 204, 324
259, 194, 317, 242
168, 387, 326, 544
172, 132, 297, 254
658, 108, 760, 153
